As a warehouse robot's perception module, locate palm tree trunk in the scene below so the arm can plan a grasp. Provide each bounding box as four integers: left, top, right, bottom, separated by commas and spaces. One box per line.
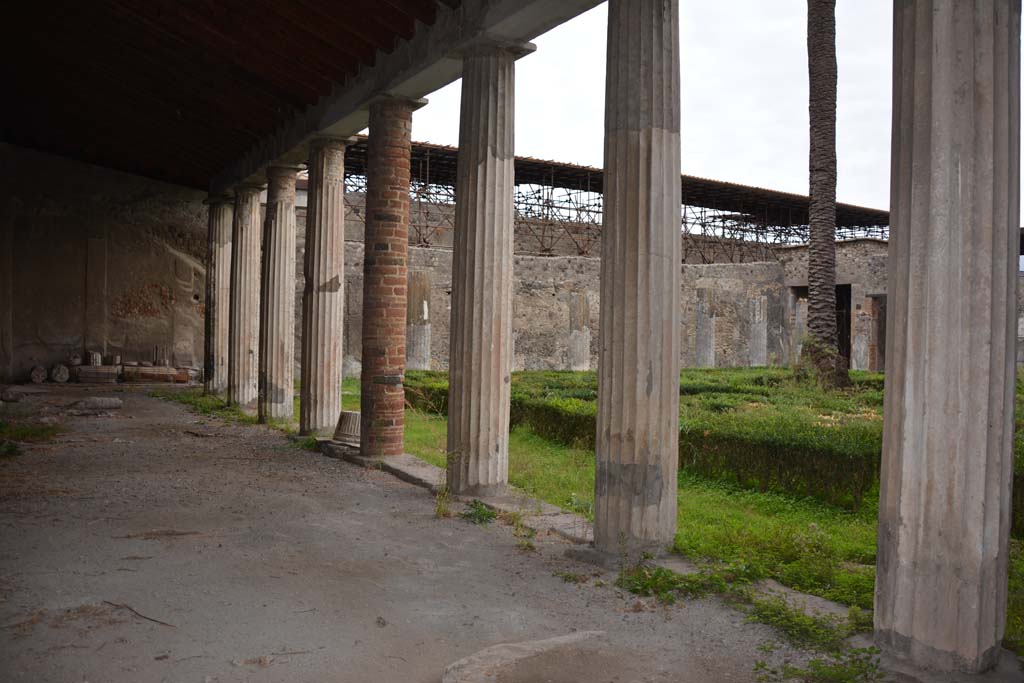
806, 0, 849, 387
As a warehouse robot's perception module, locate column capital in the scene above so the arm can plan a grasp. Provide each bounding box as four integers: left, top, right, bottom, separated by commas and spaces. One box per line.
204, 192, 233, 206
266, 164, 302, 182
308, 135, 359, 152
233, 182, 266, 196
266, 163, 303, 174
364, 93, 428, 113
456, 34, 535, 59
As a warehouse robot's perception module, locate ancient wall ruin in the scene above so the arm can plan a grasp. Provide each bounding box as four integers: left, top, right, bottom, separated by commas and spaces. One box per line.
0, 145, 208, 383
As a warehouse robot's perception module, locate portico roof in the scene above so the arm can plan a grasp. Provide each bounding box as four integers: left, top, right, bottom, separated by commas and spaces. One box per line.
6, 0, 601, 191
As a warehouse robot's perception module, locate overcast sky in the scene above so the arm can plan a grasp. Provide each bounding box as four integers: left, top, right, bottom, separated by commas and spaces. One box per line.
411, 0, 1020, 219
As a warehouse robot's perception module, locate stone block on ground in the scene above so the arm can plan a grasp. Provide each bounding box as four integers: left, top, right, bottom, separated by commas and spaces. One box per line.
442, 631, 605, 683
77, 365, 120, 384
526, 512, 593, 545
70, 397, 123, 411
1, 387, 22, 402
469, 494, 561, 518
122, 366, 175, 383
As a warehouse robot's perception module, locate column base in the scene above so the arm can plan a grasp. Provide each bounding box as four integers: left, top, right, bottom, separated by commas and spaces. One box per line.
451, 482, 508, 498
875, 629, 1004, 675
564, 542, 669, 571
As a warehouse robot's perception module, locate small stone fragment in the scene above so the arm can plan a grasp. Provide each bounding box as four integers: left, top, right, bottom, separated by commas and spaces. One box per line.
30, 366, 47, 383
1, 387, 22, 402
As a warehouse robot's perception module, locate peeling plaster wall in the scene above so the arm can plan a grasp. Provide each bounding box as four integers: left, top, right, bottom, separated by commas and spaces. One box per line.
679, 262, 790, 369
0, 145, 207, 382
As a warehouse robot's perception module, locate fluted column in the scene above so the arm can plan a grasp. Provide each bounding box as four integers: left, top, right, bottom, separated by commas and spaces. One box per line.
301, 138, 349, 435
875, 0, 1020, 673
227, 184, 263, 409
406, 271, 432, 371
360, 98, 413, 457
258, 166, 298, 423
593, 0, 681, 556
447, 44, 516, 495
203, 194, 233, 395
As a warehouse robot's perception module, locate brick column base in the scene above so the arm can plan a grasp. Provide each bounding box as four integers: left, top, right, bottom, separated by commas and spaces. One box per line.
360, 98, 413, 457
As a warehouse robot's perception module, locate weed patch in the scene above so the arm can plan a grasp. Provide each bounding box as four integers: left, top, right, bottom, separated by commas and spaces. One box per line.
754, 646, 886, 682
459, 499, 496, 525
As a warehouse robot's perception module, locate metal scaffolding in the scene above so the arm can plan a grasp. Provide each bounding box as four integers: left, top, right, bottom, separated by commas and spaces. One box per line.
336, 137, 890, 262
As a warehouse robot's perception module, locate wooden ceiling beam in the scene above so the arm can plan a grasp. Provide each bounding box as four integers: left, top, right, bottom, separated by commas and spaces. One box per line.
106, 0, 325, 105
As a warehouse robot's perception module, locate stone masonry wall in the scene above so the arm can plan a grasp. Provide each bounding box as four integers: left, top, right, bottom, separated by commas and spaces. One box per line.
0, 144, 207, 383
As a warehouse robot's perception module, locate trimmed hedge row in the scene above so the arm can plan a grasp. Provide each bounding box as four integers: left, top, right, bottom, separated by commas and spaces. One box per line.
404, 370, 1024, 535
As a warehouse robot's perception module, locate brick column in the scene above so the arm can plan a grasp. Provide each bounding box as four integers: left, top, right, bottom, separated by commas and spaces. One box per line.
301, 138, 350, 435
227, 183, 264, 409
360, 98, 414, 457
875, 0, 1019, 673
203, 194, 233, 395
258, 166, 298, 423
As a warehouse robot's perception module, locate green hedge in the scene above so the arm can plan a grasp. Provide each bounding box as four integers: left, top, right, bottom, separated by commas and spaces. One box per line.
404, 369, 1024, 536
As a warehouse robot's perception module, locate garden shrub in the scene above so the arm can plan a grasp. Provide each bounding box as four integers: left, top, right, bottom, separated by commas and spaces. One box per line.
404, 368, 1024, 537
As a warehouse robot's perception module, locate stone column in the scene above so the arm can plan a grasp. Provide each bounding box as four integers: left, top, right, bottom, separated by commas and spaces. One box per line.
300, 138, 349, 435
360, 98, 414, 458
258, 166, 298, 423
593, 0, 681, 556
567, 291, 590, 371
876, 0, 1020, 674
227, 183, 263, 409
447, 44, 516, 495
203, 194, 233, 395
406, 270, 431, 371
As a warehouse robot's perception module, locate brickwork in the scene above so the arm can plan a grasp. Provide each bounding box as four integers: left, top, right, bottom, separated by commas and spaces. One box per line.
360, 100, 412, 457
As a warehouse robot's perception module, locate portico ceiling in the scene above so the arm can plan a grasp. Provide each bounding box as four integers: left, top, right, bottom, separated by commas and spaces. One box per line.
5, 0, 601, 191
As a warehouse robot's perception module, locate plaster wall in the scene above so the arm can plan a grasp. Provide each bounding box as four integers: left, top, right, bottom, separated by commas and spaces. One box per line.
0, 145, 207, 383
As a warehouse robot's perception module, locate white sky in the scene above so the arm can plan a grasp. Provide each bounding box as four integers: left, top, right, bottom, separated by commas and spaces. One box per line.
410, 0, 1021, 219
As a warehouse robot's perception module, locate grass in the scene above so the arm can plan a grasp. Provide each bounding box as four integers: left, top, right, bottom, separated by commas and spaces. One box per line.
0, 410, 63, 457
0, 418, 62, 444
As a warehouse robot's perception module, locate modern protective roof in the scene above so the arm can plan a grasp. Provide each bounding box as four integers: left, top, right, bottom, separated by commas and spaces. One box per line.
343, 137, 891, 229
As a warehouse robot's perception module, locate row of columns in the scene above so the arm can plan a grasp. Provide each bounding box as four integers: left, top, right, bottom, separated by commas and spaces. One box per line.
200, 0, 1019, 674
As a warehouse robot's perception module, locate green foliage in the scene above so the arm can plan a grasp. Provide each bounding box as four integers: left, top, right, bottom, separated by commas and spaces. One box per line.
747, 595, 854, 652
616, 562, 869, 654
459, 499, 497, 525
555, 571, 588, 584
616, 563, 760, 605
434, 485, 452, 519
754, 647, 886, 683
1007, 540, 1024, 652
406, 368, 888, 514
673, 472, 877, 610
151, 389, 258, 425
0, 419, 62, 443
0, 440, 20, 457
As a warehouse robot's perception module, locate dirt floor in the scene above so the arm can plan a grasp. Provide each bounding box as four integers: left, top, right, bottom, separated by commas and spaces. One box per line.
0, 385, 860, 681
